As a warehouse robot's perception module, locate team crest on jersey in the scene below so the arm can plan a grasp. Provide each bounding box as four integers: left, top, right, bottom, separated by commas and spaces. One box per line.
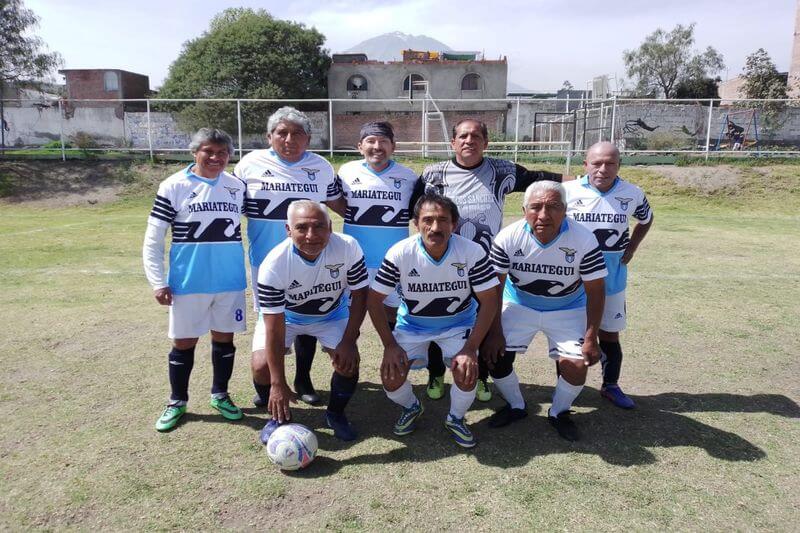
393, 178, 404, 189
224, 186, 238, 200
451, 262, 467, 277
615, 197, 633, 210
302, 168, 320, 181
559, 247, 577, 263
325, 263, 344, 279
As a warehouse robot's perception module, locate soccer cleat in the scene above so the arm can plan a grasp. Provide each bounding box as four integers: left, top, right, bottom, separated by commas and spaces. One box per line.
444, 415, 476, 448
252, 393, 267, 408
548, 409, 579, 442
601, 384, 636, 409
294, 381, 322, 406
259, 419, 283, 444
325, 411, 358, 441
488, 402, 528, 428
210, 395, 243, 421
476, 378, 492, 402
426, 375, 445, 400
393, 401, 424, 436
155, 402, 186, 432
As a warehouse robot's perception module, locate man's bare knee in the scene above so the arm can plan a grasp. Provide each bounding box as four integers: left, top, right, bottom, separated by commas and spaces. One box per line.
251, 349, 271, 382
173, 338, 198, 350
382, 373, 406, 392
558, 357, 587, 385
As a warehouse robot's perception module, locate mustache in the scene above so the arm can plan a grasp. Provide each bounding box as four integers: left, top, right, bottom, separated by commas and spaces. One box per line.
427, 231, 445, 238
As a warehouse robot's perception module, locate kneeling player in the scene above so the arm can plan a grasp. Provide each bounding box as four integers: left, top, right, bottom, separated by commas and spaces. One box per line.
488, 181, 606, 441
255, 201, 368, 442
143, 128, 246, 432
368, 193, 498, 448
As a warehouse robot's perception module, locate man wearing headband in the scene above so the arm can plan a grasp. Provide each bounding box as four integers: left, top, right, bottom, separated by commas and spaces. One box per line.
336, 121, 422, 330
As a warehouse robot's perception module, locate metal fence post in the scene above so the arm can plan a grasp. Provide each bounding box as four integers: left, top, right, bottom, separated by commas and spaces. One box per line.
704, 99, 715, 160
236, 100, 243, 160
514, 97, 521, 163
146, 99, 153, 162
328, 99, 334, 157
58, 100, 66, 161
610, 96, 617, 143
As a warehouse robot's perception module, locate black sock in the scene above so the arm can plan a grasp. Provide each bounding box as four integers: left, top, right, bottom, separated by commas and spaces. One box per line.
327, 371, 358, 415
211, 341, 235, 396
600, 340, 623, 386
168, 346, 195, 402
427, 342, 446, 378
478, 355, 489, 381
294, 335, 317, 390
253, 380, 270, 404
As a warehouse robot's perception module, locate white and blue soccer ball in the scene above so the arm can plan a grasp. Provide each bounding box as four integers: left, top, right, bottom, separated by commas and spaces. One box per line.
266, 423, 318, 470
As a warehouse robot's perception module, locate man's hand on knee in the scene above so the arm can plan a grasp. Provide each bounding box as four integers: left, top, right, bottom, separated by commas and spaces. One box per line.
451, 354, 478, 390
330, 340, 360, 377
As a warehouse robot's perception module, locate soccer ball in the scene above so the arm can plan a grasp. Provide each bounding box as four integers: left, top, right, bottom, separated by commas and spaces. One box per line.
266, 423, 318, 470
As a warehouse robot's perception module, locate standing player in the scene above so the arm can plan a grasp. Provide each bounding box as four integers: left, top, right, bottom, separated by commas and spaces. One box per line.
337, 121, 421, 327
256, 201, 368, 441
564, 142, 653, 409
421, 119, 566, 402
234, 107, 346, 407
143, 128, 246, 432
368, 193, 499, 448
489, 181, 607, 441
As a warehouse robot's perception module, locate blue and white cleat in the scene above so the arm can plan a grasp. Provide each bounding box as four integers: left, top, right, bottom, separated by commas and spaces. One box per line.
601, 384, 635, 409
259, 419, 284, 444
444, 414, 476, 448
393, 401, 424, 436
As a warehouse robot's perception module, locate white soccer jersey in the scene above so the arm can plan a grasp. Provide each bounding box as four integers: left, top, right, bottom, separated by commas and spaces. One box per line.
338, 160, 421, 269
234, 149, 341, 268
372, 234, 499, 333
491, 218, 607, 311
257, 233, 368, 325
147, 165, 246, 295
564, 176, 652, 295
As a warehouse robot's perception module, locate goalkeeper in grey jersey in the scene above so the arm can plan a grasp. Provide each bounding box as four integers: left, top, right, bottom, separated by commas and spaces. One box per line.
420, 118, 568, 402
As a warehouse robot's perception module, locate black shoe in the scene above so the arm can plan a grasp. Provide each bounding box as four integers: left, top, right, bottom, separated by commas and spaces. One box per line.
252, 393, 268, 408
548, 410, 579, 442
294, 381, 322, 406
488, 402, 528, 428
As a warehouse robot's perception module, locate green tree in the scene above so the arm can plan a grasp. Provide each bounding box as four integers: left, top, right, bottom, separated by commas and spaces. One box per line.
673, 76, 720, 99
740, 48, 788, 140
623, 23, 724, 98
159, 8, 330, 134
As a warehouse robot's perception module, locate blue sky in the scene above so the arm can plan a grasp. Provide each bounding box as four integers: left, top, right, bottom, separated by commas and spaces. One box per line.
27, 0, 797, 92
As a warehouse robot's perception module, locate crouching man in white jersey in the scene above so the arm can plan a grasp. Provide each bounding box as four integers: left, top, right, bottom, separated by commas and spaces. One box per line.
564, 142, 653, 409
489, 181, 607, 441
254, 201, 369, 442
143, 128, 247, 432
368, 193, 499, 448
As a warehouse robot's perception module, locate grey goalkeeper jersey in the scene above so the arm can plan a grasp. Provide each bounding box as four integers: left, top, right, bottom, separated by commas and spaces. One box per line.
421, 157, 562, 251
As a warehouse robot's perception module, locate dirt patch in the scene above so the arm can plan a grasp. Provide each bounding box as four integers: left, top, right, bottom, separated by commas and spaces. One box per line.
648, 164, 743, 193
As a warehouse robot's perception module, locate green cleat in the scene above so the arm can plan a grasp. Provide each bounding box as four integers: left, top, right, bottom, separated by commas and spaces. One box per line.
155, 403, 187, 432
476, 378, 492, 402
426, 375, 445, 400
210, 395, 243, 421
393, 401, 424, 436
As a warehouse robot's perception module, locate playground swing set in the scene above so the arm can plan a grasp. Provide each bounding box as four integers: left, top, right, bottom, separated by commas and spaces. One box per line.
714, 109, 759, 151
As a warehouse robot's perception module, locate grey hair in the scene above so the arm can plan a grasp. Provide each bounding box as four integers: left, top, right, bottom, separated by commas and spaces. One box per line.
287, 200, 330, 225
267, 106, 312, 135
523, 180, 566, 207
189, 128, 234, 155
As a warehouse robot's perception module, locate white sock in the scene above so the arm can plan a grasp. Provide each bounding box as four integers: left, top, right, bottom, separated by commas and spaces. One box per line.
492, 371, 525, 409
448, 383, 476, 419
385, 380, 417, 409
550, 375, 583, 416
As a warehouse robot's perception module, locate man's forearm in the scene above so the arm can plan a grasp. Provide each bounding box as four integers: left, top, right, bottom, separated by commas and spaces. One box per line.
264, 315, 288, 386
342, 289, 367, 343
367, 292, 397, 348
466, 290, 499, 351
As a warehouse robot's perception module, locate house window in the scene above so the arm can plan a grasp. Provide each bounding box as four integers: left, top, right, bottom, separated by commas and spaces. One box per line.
461, 73, 481, 91
403, 74, 425, 92
347, 75, 368, 92
104, 71, 119, 92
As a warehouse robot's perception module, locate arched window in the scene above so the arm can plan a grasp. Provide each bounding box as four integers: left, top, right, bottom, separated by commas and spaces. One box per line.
347, 75, 368, 92
461, 73, 481, 91
403, 74, 425, 92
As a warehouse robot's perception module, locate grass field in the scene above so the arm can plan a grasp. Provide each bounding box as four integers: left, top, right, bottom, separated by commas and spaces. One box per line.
1, 159, 799, 531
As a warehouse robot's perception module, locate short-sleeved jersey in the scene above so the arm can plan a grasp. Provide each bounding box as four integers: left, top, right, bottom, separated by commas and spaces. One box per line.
337, 160, 420, 269
372, 234, 499, 333
421, 157, 561, 251
491, 218, 607, 312
256, 232, 368, 325
234, 149, 341, 267
564, 176, 652, 295
148, 165, 246, 295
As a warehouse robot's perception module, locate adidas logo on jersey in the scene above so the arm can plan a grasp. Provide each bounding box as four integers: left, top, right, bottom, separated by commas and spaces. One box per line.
261, 170, 273, 177
513, 249, 525, 257
288, 280, 302, 289
351, 177, 361, 184
409, 268, 420, 277
188, 191, 198, 199
574, 199, 584, 206
614, 313, 624, 319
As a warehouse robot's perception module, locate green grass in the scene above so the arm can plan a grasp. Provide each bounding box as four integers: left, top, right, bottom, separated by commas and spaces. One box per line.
0, 161, 798, 530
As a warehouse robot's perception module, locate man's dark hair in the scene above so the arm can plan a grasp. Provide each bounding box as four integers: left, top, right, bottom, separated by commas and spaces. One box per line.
413, 192, 459, 224
451, 118, 488, 141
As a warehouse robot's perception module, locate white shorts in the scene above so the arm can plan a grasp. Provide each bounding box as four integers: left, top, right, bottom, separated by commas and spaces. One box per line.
168, 291, 247, 339
252, 314, 348, 353
393, 325, 471, 370
600, 290, 627, 332
501, 301, 585, 360
368, 267, 401, 309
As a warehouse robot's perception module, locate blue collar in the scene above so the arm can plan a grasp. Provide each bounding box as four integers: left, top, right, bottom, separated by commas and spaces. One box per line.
271, 150, 308, 167
580, 174, 619, 195
361, 160, 395, 176
184, 164, 219, 185
525, 219, 569, 248
416, 235, 452, 265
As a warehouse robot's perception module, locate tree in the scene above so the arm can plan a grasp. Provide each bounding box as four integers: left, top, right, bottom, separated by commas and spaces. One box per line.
623, 23, 724, 98
0, 0, 62, 147
673, 76, 720, 99
740, 48, 787, 100
159, 8, 330, 134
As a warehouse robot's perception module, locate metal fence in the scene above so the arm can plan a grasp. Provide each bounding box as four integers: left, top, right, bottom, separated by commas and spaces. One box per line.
2, 96, 800, 162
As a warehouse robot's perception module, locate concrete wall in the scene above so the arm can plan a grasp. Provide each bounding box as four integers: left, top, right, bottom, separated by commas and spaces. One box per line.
2, 104, 125, 146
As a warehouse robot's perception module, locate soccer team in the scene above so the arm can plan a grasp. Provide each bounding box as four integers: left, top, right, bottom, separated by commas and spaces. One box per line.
143, 106, 653, 446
